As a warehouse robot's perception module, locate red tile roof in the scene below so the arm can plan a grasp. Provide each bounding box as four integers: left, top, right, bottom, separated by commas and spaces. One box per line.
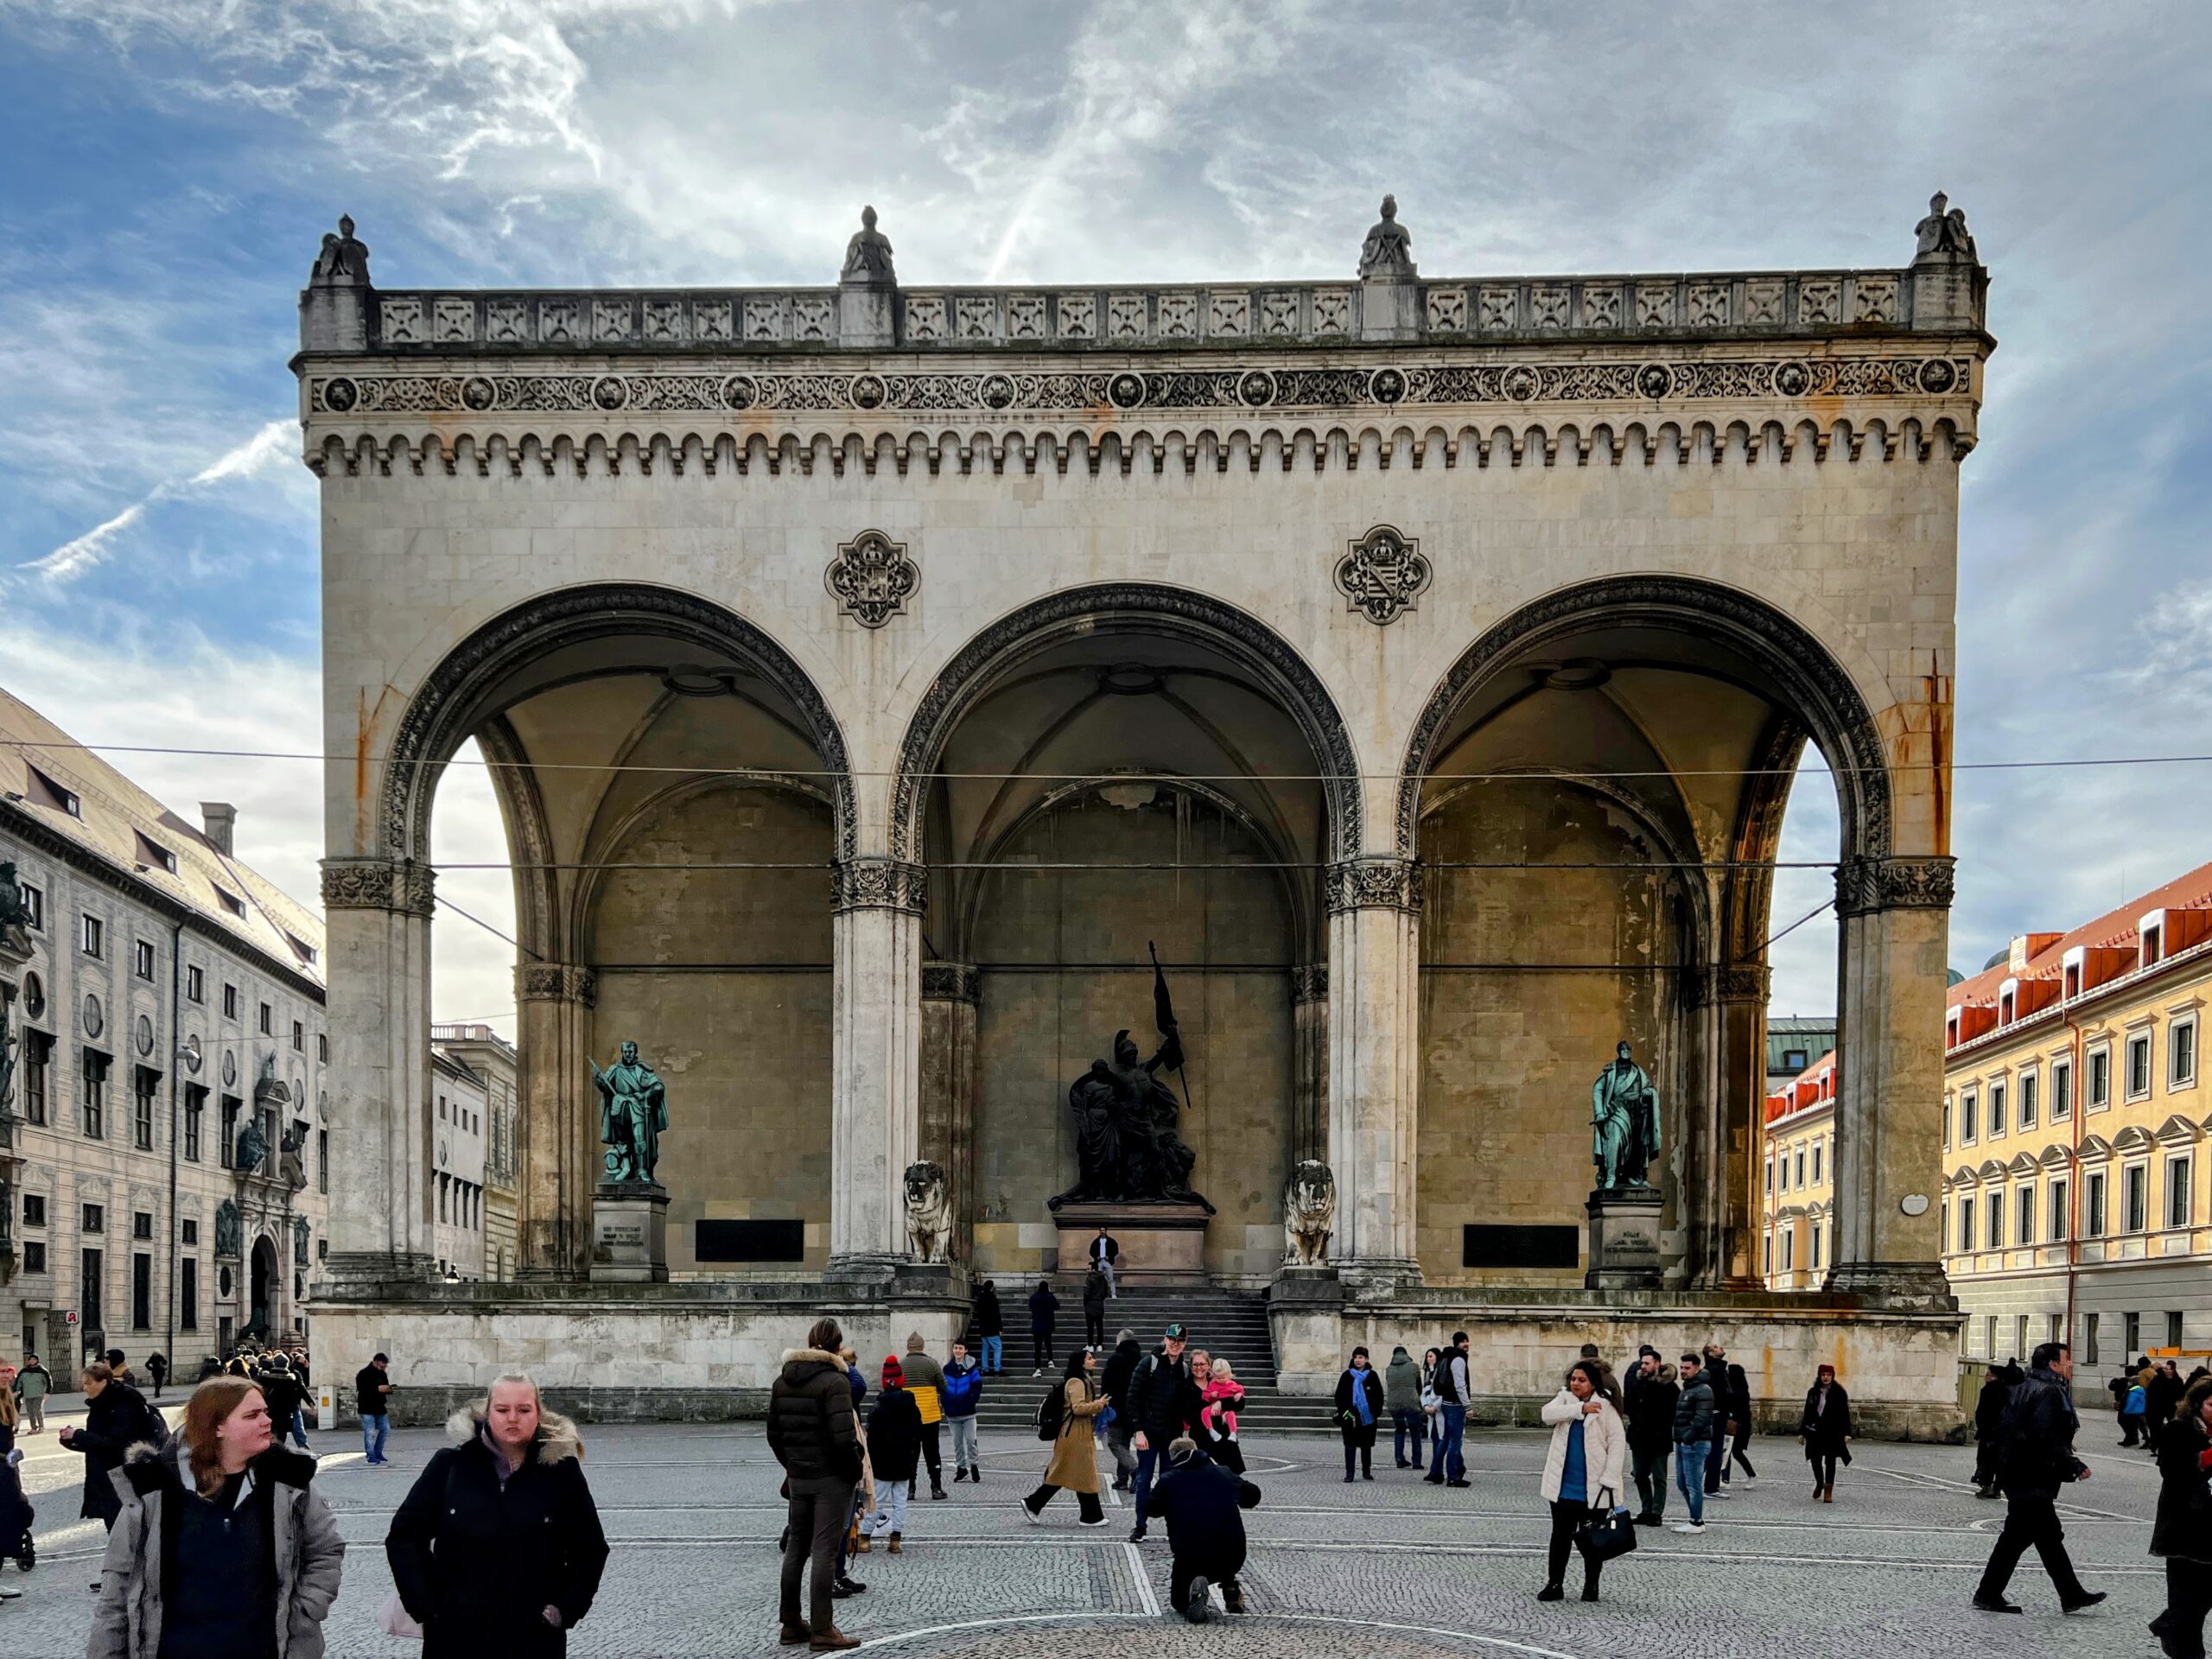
1947, 857, 2212, 1014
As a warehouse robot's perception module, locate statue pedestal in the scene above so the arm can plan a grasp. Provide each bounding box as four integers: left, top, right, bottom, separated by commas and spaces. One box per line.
1585, 1187, 1663, 1290
591, 1183, 668, 1284
1053, 1201, 1210, 1287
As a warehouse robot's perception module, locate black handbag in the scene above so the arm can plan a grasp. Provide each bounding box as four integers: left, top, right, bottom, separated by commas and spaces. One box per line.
1575, 1485, 1638, 1563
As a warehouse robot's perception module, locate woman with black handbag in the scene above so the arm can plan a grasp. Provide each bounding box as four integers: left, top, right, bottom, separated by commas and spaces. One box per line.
1537, 1359, 1629, 1603
2151, 1375, 2212, 1659
1800, 1363, 1853, 1502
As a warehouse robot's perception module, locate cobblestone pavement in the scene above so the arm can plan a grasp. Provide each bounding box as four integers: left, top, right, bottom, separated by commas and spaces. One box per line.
2, 1414, 2174, 1657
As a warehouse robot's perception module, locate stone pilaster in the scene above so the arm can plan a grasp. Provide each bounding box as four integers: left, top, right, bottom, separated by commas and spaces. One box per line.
1828, 857, 1955, 1305
318, 859, 435, 1286
515, 963, 597, 1279
1292, 964, 1329, 1166
919, 963, 980, 1264
830, 861, 926, 1274
1325, 859, 1421, 1289
1690, 963, 1770, 1291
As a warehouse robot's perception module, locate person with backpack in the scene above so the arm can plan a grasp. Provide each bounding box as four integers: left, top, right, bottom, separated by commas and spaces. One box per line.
941, 1342, 982, 1484
1018, 1348, 1109, 1526
1027, 1281, 1060, 1377
1424, 1332, 1471, 1488
60, 1363, 165, 1536
899, 1333, 947, 1502
1148, 1436, 1262, 1622
973, 1281, 1005, 1376
1126, 1323, 1193, 1543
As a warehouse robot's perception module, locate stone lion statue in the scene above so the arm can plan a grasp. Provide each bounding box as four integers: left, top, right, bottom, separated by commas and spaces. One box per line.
904, 1160, 950, 1264
1283, 1159, 1337, 1266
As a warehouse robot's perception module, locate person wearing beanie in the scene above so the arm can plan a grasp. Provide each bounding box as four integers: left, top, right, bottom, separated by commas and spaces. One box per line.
941, 1341, 984, 1484
861, 1357, 922, 1554
1384, 1344, 1427, 1471
900, 1332, 948, 1500
1334, 1345, 1384, 1481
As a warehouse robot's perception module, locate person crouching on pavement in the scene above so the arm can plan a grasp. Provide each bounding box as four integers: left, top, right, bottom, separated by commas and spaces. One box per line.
861, 1357, 921, 1554
1148, 1435, 1261, 1623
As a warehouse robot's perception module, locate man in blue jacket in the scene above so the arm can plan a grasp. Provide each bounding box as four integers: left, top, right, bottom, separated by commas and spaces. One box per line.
942, 1341, 983, 1483
1148, 1436, 1261, 1621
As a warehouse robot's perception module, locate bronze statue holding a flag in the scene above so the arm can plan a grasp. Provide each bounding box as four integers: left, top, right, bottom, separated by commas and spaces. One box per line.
1050, 943, 1211, 1212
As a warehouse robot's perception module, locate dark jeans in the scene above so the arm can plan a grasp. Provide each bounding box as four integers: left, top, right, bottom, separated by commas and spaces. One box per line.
1809, 1450, 1838, 1488
1085, 1307, 1106, 1348
1170, 1541, 1246, 1614
781, 1477, 855, 1635
1024, 1482, 1103, 1522
1976, 1492, 2090, 1605
1033, 1331, 1052, 1370
1106, 1421, 1138, 1483
1133, 1441, 1163, 1525
2157, 1556, 2212, 1659
1547, 1498, 1599, 1592
915, 1422, 943, 1491
1430, 1403, 1466, 1482
1705, 1427, 1727, 1493
1392, 1408, 1427, 1466
1343, 1426, 1376, 1478
1631, 1445, 1669, 1518
1729, 1427, 1758, 1479
2121, 1412, 2148, 1446
1973, 1440, 2000, 1488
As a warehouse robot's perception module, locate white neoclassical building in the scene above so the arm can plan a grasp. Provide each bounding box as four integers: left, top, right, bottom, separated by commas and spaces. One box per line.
296, 194, 1986, 1431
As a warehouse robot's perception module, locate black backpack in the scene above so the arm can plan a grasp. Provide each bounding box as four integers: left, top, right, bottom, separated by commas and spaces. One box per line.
1035, 1380, 1066, 1442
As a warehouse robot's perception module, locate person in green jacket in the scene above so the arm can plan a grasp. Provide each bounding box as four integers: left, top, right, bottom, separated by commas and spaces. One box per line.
14, 1356, 51, 1433
1384, 1345, 1427, 1471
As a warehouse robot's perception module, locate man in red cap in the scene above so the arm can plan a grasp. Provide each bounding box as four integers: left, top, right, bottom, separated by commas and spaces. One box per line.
860, 1356, 923, 1554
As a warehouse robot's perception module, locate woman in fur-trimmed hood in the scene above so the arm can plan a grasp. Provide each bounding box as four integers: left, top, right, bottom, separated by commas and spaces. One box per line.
88, 1375, 345, 1659
385, 1373, 609, 1658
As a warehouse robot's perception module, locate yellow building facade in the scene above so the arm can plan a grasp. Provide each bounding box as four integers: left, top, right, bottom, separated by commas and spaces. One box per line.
1763, 1050, 1837, 1290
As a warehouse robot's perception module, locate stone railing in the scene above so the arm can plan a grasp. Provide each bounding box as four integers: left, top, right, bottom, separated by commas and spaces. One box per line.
328, 266, 1978, 358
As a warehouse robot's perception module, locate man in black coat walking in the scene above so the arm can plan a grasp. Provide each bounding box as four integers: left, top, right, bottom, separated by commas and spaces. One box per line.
1101, 1332, 1144, 1491
1147, 1436, 1261, 1622
1974, 1341, 2107, 1615
1126, 1323, 1192, 1543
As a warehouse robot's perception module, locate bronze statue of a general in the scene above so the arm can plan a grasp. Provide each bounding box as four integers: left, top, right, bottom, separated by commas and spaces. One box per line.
1051, 1028, 1210, 1212
1591, 1039, 1661, 1191
591, 1039, 668, 1185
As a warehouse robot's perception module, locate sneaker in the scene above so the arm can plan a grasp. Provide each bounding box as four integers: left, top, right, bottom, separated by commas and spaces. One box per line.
1078, 1516, 1107, 1529
1632, 1514, 1661, 1526
1185, 1576, 1211, 1624
1033, 1369, 1045, 1377
931, 1487, 947, 1501
1669, 1522, 1704, 1534
1709, 1489, 1732, 1500
1446, 1478, 1471, 1489
1971, 1597, 2023, 1615
1020, 1501, 1040, 1525
1128, 1525, 1147, 1543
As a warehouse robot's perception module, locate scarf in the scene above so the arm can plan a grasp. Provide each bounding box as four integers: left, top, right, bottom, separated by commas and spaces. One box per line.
1344, 1368, 1374, 1425
480, 1424, 524, 1486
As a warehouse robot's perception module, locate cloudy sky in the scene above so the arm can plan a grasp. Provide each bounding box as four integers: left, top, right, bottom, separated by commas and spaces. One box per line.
3, 1, 2207, 1035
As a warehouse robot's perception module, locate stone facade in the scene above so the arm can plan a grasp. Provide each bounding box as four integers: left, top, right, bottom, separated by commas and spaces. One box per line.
435, 1023, 518, 1279
1, 690, 329, 1369
429, 1046, 488, 1280
1942, 860, 2212, 1383
297, 198, 1984, 1424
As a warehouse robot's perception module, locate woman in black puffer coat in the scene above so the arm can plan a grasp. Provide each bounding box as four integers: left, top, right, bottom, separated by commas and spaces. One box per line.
2151, 1376, 2212, 1659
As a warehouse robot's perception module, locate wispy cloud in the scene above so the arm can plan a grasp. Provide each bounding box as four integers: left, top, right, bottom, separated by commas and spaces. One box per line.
25, 418, 294, 581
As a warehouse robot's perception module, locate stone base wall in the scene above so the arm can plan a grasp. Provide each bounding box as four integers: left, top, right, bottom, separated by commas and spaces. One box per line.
1269, 1283, 1967, 1442
311, 1276, 967, 1426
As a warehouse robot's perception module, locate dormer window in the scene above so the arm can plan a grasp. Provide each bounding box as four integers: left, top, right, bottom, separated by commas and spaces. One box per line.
2144, 923, 2164, 967
28, 766, 79, 817
134, 831, 178, 874
213, 887, 245, 918
2065, 963, 2082, 999
285, 931, 317, 965
1999, 989, 2015, 1024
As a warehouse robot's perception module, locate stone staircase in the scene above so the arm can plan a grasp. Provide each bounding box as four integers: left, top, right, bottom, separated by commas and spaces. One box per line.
961, 1285, 1323, 1436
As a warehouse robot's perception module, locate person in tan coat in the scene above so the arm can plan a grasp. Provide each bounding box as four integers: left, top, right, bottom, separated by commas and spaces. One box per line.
1019, 1348, 1109, 1526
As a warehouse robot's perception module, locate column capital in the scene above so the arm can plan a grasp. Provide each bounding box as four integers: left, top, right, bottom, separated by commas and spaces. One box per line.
1325, 856, 1423, 915
833, 856, 929, 914
1834, 855, 1955, 918
320, 857, 435, 918
920, 962, 981, 1003
517, 963, 598, 1007
1291, 963, 1328, 1004
1686, 963, 1770, 1007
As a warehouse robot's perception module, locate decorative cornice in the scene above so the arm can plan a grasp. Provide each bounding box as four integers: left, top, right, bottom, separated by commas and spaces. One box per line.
517, 963, 597, 1007
832, 858, 929, 914
319, 858, 435, 918
920, 962, 981, 1003
1291, 964, 1328, 1004
1325, 857, 1424, 915
1835, 855, 1955, 918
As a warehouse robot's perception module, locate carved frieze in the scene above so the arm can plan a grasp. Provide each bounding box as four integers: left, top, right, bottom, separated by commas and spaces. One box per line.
1336, 524, 1431, 626
517, 963, 598, 1007
833, 858, 929, 915
1684, 963, 1770, 1007
1291, 964, 1328, 1004
321, 859, 435, 918
1325, 857, 1424, 915
825, 530, 919, 628
1834, 855, 1956, 918
920, 963, 982, 1003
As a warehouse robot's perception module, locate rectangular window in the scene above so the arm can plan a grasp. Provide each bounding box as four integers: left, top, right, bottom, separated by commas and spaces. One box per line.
81, 1048, 110, 1138
1783, 1230, 1794, 1270
22, 1193, 44, 1227
22, 1029, 50, 1124
2016, 1315, 2031, 1362
1811, 1221, 1823, 1269
1812, 1141, 1824, 1185
2170, 1312, 2187, 1350
1795, 1148, 1807, 1187
1944, 1098, 1953, 1147
2050, 1179, 2069, 1242
2054, 1058, 2074, 1120
131, 1254, 151, 1330
219, 1096, 241, 1169
2019, 1069, 2038, 1129
316, 1129, 328, 1194
1987, 1188, 2005, 1249
2090, 1048, 2111, 1109
181, 1217, 197, 1246
180, 1258, 199, 1331
83, 1202, 104, 1233
2127, 1164, 2150, 1233
186, 964, 204, 1003
21, 1242, 43, 1274
2170, 1156, 2192, 1229
1960, 1196, 1976, 1252
18, 881, 41, 931
134, 939, 156, 981
81, 913, 103, 957
292, 1020, 303, 1052
2088, 1171, 2108, 1236
222, 984, 238, 1021
131, 1211, 152, 1241
1764, 1158, 1774, 1194
81, 1248, 104, 1329
2017, 1185, 2035, 1244
1763, 1234, 1772, 1275
2128, 1033, 2154, 1101
258, 1001, 272, 1036
1990, 1080, 2007, 1136
438, 1173, 449, 1224
2085, 1312, 2101, 1366
2175, 1020, 2199, 1090
1986, 1315, 1998, 1358
1962, 1091, 1979, 1141
2126, 1311, 2142, 1356
183, 1085, 206, 1162
2049, 1314, 2063, 1344
316, 1033, 327, 1063
132, 1066, 157, 1151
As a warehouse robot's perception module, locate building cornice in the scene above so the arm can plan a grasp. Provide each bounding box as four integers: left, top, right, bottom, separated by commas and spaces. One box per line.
1945, 935, 2212, 1069
0, 799, 326, 1004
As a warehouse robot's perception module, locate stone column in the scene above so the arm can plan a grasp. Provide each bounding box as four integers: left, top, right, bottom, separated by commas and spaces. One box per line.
1325, 859, 1422, 1288
1292, 965, 1329, 1165
830, 859, 925, 1274
1827, 856, 1955, 1305
318, 859, 436, 1286
920, 963, 980, 1263
1709, 967, 1770, 1290
515, 963, 596, 1278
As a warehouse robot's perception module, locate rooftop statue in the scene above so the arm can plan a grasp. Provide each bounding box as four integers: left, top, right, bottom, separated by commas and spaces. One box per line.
1591, 1039, 1662, 1192
592, 1039, 669, 1185
308, 214, 372, 286
1913, 191, 1977, 262
1357, 194, 1416, 281
841, 205, 896, 284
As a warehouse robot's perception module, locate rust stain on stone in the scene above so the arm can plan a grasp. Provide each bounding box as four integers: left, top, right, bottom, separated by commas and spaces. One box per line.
1924, 671, 1953, 853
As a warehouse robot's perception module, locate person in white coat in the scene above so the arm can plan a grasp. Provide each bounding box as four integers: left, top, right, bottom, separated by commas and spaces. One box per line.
1537, 1359, 1629, 1603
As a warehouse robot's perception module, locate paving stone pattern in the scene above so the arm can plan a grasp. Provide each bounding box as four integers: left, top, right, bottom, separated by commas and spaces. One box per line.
2, 1415, 2171, 1657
